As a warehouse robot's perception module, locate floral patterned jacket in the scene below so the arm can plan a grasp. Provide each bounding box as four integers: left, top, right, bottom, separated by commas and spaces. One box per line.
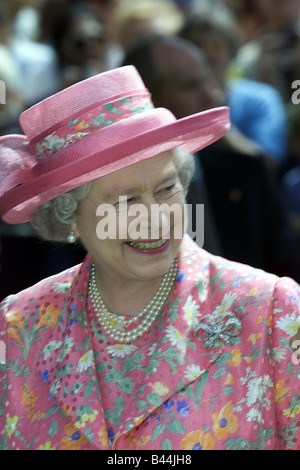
1, 235, 300, 451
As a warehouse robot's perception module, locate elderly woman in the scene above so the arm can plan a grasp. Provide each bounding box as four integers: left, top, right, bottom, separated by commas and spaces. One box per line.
0, 66, 300, 451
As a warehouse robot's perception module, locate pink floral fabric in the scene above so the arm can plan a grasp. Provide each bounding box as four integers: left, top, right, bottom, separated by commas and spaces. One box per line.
1, 235, 300, 450
32, 93, 153, 160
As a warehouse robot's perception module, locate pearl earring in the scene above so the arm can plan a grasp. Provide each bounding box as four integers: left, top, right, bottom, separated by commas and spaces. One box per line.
67, 231, 76, 244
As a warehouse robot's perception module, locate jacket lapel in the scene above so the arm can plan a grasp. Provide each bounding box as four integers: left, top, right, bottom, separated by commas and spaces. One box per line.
36, 256, 107, 449
113, 243, 225, 443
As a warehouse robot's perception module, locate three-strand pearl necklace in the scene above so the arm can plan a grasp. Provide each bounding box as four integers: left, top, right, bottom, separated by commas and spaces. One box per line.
89, 259, 178, 343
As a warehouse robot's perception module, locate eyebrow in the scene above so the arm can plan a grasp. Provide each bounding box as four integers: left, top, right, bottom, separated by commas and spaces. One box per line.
102, 171, 178, 201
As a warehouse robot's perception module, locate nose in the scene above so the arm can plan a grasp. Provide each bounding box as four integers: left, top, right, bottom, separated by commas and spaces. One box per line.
139, 195, 164, 239
129, 195, 172, 240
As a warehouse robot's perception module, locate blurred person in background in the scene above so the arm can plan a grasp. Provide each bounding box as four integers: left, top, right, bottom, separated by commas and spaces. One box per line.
253, 0, 300, 104
111, 0, 183, 59
0, 20, 23, 135
281, 166, 300, 235
179, 5, 288, 170
224, 0, 300, 236
0, 0, 87, 298
42, 1, 114, 89
122, 35, 300, 281
3, 0, 59, 108
224, 0, 265, 44
227, 0, 300, 105
281, 107, 300, 237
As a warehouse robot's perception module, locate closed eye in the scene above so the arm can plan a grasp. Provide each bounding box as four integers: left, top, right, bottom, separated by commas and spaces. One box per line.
113, 196, 136, 207
159, 184, 175, 193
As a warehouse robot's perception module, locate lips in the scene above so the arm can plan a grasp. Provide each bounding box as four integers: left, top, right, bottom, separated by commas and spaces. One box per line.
126, 239, 167, 250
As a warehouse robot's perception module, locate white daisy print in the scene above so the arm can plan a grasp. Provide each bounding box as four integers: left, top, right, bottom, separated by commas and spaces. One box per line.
245, 374, 273, 408
184, 364, 204, 381
213, 292, 237, 317
43, 133, 66, 155
272, 346, 286, 362
165, 325, 186, 352
276, 311, 300, 337
76, 350, 94, 372
42, 340, 63, 359
52, 282, 72, 294
50, 379, 61, 395
106, 344, 137, 358
246, 407, 262, 423
148, 343, 157, 356
57, 336, 74, 362
183, 295, 201, 328
195, 274, 208, 303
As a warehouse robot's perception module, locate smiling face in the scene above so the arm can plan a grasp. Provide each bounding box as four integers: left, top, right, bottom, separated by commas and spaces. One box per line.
74, 151, 185, 287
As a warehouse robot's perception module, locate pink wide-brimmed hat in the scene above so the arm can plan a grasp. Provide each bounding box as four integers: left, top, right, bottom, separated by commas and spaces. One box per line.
0, 65, 230, 224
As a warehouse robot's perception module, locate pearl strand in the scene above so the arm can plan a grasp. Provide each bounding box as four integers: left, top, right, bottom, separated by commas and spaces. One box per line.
89, 259, 178, 343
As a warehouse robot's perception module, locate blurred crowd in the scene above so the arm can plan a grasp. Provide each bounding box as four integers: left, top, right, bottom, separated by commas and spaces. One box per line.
1, 0, 300, 297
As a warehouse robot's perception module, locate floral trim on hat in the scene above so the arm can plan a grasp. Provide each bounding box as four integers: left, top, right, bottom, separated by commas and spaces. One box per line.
32, 94, 153, 160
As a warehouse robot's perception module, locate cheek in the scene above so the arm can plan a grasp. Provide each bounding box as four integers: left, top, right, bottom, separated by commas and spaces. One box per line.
158, 201, 185, 241
149, 197, 186, 240
76, 201, 105, 246
171, 204, 186, 241
95, 207, 120, 240
173, 192, 186, 239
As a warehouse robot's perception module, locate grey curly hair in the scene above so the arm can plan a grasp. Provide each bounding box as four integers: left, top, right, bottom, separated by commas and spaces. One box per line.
30, 147, 195, 242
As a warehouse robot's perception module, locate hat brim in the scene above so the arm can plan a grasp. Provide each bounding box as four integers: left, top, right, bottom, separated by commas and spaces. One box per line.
1, 106, 230, 224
